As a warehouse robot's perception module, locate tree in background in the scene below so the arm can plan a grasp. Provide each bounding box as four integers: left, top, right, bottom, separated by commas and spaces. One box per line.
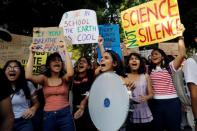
96, 0, 150, 40
0, 0, 197, 56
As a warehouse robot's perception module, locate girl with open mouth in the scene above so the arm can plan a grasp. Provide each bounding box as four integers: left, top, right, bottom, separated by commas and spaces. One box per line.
125, 53, 153, 131
26, 44, 75, 131
3, 60, 39, 131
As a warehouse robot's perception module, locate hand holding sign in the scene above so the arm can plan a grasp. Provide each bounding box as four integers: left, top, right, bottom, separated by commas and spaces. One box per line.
29, 43, 36, 54
97, 35, 105, 57
177, 24, 185, 37
98, 35, 104, 46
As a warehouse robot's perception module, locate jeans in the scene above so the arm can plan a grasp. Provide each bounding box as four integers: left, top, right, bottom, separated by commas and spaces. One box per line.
43, 106, 75, 131
149, 98, 181, 131
14, 117, 33, 131
32, 108, 43, 131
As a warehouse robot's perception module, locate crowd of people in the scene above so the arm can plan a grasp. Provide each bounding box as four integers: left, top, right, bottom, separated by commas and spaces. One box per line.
0, 25, 197, 131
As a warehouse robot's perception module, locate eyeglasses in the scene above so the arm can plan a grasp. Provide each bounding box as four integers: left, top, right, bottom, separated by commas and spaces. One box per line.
6, 66, 20, 71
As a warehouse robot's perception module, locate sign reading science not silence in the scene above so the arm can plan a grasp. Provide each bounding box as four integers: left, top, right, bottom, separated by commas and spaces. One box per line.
121, 0, 182, 48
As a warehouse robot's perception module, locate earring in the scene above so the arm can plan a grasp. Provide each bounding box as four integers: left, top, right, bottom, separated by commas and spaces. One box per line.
162, 60, 165, 66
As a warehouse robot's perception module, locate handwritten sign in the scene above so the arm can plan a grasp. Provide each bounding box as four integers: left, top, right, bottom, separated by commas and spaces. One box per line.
0, 34, 79, 74
32, 27, 66, 53
121, 0, 182, 48
0, 34, 31, 68
0, 34, 48, 74
99, 24, 120, 47
97, 24, 122, 60
59, 9, 99, 44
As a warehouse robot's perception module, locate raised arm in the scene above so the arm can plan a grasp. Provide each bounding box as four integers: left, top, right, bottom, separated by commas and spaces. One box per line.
25, 44, 45, 84
62, 45, 74, 81
98, 35, 105, 57
173, 24, 186, 70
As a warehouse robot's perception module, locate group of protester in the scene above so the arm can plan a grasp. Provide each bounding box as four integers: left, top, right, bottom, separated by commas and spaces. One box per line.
0, 24, 197, 131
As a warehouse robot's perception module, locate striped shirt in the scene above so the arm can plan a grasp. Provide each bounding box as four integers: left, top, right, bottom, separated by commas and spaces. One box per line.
150, 63, 177, 99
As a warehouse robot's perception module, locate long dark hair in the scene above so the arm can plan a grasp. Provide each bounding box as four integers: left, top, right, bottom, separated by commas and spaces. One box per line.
3, 60, 31, 99
75, 56, 94, 82
148, 48, 171, 74
0, 68, 12, 92
44, 52, 65, 77
105, 50, 126, 77
126, 53, 146, 74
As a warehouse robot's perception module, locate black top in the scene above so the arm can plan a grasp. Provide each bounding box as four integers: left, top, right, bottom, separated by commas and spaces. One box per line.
0, 69, 13, 101
72, 76, 93, 107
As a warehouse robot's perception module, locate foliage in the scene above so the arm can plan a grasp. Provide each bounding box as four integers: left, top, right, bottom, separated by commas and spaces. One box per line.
0, 0, 197, 56
96, 0, 150, 41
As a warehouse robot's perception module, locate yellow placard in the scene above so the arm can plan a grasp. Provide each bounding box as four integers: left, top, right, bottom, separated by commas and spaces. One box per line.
121, 0, 182, 48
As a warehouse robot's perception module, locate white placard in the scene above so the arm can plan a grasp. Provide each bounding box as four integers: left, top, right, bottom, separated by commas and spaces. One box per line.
59, 9, 99, 44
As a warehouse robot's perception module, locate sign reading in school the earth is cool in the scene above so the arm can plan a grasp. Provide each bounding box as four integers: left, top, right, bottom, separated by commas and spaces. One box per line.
59, 9, 99, 44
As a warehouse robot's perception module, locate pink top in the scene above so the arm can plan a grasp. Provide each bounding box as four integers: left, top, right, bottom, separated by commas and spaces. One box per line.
150, 63, 177, 99
43, 81, 69, 111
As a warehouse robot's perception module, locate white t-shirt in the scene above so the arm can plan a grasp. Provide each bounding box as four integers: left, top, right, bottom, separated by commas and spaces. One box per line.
183, 54, 197, 85
11, 81, 36, 118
